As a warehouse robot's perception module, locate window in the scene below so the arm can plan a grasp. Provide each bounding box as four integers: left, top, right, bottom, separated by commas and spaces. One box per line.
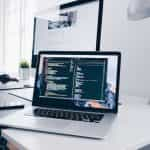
0, 0, 5, 70
4, 0, 21, 72
0, 0, 57, 73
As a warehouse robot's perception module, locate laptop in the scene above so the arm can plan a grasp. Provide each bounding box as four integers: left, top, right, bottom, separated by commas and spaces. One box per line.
0, 51, 121, 139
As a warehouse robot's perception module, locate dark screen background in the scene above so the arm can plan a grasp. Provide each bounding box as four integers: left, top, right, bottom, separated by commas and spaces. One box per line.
35, 57, 118, 110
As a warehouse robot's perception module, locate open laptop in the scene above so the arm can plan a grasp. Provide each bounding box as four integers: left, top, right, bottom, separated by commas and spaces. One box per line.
0, 51, 121, 139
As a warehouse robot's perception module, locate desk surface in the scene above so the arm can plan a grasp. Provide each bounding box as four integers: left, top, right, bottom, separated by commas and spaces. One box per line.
0, 90, 32, 118
1, 92, 150, 150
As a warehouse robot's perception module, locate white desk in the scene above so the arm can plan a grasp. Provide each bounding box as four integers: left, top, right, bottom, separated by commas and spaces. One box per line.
1, 95, 150, 150
0, 90, 32, 119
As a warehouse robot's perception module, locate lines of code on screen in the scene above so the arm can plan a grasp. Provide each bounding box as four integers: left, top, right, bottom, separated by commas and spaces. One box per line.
40, 57, 107, 102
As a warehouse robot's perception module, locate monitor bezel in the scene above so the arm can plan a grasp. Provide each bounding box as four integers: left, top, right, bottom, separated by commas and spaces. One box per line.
32, 51, 121, 114
31, 0, 104, 67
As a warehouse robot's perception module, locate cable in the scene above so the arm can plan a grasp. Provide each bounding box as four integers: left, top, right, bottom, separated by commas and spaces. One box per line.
8, 93, 32, 102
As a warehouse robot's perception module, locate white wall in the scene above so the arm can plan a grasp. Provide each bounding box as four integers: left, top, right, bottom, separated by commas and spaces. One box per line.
101, 0, 150, 97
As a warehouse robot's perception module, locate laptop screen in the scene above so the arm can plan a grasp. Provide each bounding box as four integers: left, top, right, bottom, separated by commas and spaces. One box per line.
33, 53, 120, 112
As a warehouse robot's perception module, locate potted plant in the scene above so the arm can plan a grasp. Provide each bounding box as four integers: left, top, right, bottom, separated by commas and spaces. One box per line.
19, 60, 30, 80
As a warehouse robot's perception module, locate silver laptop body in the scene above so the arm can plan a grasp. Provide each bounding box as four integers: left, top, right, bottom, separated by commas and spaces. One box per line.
0, 51, 121, 139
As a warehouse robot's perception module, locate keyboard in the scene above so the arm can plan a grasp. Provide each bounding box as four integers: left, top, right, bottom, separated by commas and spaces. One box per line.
33, 108, 104, 123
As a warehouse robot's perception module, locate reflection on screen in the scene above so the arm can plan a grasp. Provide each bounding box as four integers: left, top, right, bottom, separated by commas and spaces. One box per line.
36, 55, 117, 110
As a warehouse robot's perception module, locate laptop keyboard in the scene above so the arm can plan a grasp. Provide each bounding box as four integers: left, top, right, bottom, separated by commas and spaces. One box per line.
33, 108, 104, 123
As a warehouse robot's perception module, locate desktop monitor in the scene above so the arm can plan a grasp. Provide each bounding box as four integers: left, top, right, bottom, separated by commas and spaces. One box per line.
32, 0, 104, 67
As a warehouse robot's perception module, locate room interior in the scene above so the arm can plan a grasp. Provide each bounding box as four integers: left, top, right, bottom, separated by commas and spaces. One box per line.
0, 0, 150, 149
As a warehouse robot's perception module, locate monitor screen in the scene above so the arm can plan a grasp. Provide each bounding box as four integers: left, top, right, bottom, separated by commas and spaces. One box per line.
34, 53, 119, 112
32, 0, 103, 67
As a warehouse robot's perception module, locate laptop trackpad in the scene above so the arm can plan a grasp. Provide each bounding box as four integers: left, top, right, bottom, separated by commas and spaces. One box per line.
24, 116, 71, 130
